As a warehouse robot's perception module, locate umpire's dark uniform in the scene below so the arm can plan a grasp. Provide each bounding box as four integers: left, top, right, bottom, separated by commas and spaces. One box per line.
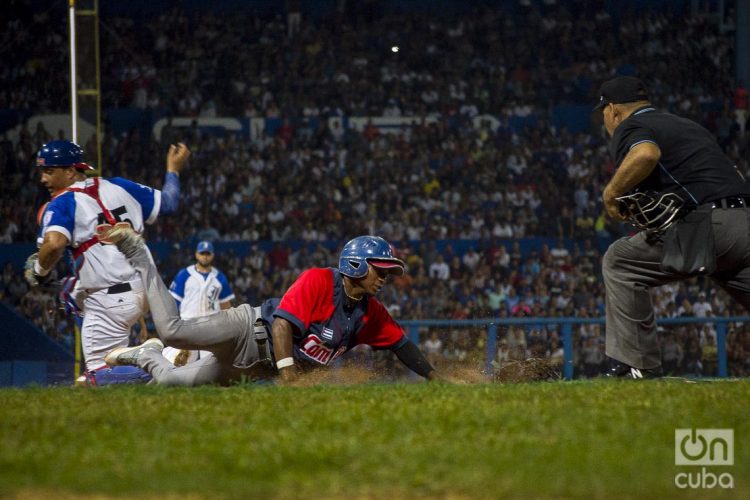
598, 76, 750, 374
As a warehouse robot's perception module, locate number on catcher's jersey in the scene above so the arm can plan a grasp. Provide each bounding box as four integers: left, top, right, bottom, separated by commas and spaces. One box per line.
96, 205, 133, 226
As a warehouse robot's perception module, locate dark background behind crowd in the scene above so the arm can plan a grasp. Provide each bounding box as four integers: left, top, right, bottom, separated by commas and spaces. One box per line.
1, 0, 749, 378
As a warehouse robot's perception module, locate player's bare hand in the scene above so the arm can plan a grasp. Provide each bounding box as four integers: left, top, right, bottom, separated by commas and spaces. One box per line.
603, 185, 625, 221
276, 366, 299, 385
167, 143, 191, 174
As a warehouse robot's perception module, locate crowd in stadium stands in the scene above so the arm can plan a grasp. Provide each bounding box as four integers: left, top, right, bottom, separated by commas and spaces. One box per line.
1, 1, 749, 377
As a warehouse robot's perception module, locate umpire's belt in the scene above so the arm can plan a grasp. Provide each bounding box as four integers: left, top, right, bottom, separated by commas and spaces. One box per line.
107, 283, 132, 294
708, 196, 750, 209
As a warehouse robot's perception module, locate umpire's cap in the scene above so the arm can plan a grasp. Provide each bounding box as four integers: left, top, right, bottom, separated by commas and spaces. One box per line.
593, 76, 649, 111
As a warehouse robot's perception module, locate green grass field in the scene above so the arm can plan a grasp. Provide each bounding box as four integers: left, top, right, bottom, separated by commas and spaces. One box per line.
1, 378, 747, 498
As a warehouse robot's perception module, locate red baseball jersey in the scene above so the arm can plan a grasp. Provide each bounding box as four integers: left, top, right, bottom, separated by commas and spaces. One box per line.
264, 268, 406, 366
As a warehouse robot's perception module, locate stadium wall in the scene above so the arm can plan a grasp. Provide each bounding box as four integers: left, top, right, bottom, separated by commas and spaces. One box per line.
0, 303, 75, 387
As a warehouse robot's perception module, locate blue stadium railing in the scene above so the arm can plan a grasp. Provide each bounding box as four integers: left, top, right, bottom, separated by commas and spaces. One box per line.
400, 316, 750, 380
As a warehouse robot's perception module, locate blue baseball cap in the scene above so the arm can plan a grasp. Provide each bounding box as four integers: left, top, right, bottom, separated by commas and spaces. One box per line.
196, 241, 214, 254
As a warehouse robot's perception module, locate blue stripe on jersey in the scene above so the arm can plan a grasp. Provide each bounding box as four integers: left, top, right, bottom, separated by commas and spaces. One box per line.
216, 271, 233, 300
160, 172, 180, 214
44, 192, 77, 238
108, 177, 157, 223
628, 139, 657, 151
169, 268, 189, 301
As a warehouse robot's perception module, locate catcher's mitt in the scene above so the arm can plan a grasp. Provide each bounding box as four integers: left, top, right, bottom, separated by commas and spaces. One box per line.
494, 358, 561, 383
23, 252, 58, 289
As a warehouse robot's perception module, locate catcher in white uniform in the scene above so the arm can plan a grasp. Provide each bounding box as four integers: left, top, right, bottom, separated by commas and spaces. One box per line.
25, 140, 190, 384
163, 240, 235, 366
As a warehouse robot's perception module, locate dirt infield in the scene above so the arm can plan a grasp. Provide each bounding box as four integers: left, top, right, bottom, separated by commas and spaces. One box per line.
493, 357, 562, 383
284, 359, 561, 386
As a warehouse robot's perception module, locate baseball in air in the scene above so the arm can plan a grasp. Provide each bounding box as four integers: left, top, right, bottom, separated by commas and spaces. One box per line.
391, 46, 399, 53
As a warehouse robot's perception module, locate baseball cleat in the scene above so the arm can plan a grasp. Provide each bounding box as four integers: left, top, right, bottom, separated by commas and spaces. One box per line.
605, 358, 662, 379
105, 224, 145, 258
105, 338, 164, 366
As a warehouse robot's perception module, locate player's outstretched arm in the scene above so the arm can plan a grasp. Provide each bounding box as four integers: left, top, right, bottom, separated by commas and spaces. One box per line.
391, 340, 440, 380
160, 143, 190, 215
271, 317, 298, 383
391, 341, 466, 383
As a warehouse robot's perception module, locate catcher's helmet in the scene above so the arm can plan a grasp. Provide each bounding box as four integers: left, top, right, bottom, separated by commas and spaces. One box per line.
36, 140, 93, 170
339, 235, 405, 278
616, 191, 685, 233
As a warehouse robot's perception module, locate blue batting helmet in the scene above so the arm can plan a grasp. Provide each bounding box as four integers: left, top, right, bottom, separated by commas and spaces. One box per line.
338, 235, 405, 278
36, 140, 93, 170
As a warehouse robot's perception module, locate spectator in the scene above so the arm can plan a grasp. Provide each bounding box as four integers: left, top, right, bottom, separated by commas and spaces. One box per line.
461, 247, 481, 271
423, 331, 444, 367
693, 292, 713, 318
581, 337, 604, 378
661, 334, 684, 375
428, 254, 450, 281
701, 335, 718, 376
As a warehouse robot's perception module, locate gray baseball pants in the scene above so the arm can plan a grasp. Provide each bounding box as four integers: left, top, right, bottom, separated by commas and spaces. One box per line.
129, 244, 270, 386
603, 207, 750, 369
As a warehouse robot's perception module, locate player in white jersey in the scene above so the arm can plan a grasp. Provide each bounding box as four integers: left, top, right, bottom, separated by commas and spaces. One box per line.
163, 240, 234, 365
24, 140, 190, 384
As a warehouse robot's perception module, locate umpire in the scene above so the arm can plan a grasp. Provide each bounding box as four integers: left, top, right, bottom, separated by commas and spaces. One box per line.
597, 75, 750, 378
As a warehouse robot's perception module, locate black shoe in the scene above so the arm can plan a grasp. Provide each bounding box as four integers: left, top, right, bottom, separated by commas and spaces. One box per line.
605, 358, 662, 379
